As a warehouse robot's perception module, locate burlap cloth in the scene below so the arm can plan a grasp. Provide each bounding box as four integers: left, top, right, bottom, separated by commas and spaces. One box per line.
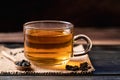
0, 45, 95, 75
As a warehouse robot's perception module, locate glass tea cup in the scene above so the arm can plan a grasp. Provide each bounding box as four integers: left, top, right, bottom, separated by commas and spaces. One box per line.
23, 20, 92, 68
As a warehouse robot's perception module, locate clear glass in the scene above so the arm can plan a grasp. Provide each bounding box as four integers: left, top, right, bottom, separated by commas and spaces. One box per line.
24, 20, 73, 67
23, 20, 92, 69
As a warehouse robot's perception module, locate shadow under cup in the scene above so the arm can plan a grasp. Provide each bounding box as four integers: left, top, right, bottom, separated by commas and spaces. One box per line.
24, 20, 74, 68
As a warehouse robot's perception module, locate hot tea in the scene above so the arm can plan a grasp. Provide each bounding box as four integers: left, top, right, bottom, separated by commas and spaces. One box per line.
23, 20, 92, 68
24, 29, 73, 66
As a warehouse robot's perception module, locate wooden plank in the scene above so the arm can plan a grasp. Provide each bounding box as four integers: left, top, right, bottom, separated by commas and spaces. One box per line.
89, 45, 120, 75
2, 44, 120, 75
0, 76, 120, 80
0, 43, 120, 80
0, 28, 120, 45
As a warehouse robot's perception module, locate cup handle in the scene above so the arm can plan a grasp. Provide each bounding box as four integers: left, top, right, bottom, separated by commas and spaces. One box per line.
73, 34, 92, 56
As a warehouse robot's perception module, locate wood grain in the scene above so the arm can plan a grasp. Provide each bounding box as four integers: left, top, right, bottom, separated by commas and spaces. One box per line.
0, 28, 119, 45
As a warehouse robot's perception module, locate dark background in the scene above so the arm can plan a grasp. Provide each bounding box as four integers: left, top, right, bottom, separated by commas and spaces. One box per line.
0, 0, 120, 32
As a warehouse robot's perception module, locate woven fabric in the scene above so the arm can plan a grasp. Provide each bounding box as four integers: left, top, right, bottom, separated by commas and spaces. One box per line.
0, 45, 95, 75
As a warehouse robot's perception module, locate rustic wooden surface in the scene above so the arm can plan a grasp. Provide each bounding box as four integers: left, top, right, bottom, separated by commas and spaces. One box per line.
0, 76, 120, 80
0, 28, 119, 45
0, 44, 120, 80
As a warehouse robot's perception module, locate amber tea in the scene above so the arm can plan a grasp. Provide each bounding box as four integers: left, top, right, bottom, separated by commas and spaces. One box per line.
24, 20, 92, 68
24, 29, 73, 66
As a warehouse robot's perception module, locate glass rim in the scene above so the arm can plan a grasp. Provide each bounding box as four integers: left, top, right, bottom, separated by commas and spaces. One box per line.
23, 20, 74, 29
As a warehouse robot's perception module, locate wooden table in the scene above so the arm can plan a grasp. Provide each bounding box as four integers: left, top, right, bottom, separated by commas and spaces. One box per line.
0, 44, 120, 80
0, 28, 120, 80
0, 28, 119, 45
